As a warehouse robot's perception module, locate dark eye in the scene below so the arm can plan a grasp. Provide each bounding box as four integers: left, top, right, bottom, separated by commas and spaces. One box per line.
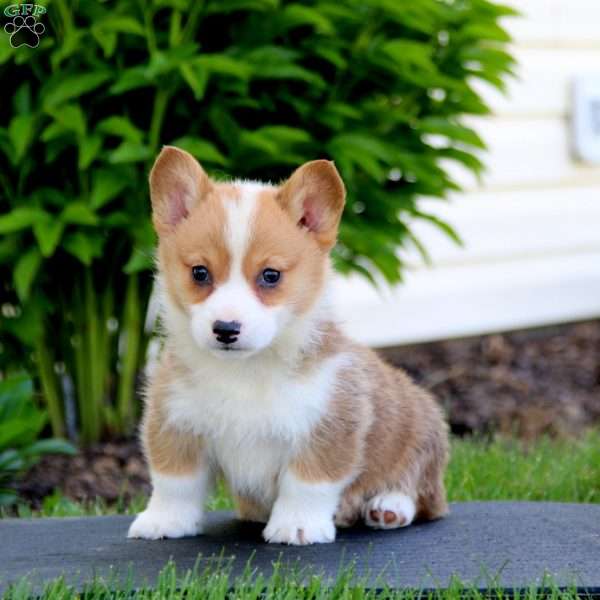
258, 268, 281, 288
191, 265, 211, 285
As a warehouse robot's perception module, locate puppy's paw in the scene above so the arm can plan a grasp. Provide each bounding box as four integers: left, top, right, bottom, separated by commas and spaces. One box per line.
263, 511, 336, 545
364, 492, 416, 530
128, 507, 203, 540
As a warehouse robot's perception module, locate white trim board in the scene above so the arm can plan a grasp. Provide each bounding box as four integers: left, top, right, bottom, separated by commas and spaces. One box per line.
333, 251, 600, 347
506, 0, 600, 48
474, 48, 600, 118
408, 186, 600, 267
447, 117, 600, 191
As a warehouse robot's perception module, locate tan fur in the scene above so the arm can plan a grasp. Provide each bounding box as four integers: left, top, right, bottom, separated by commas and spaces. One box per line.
141, 351, 206, 475
244, 188, 327, 313
232, 329, 449, 525
277, 160, 345, 250
235, 494, 271, 523
333, 343, 449, 523
143, 147, 449, 532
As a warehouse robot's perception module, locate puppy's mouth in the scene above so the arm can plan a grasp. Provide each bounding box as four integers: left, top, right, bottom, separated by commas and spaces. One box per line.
209, 344, 255, 359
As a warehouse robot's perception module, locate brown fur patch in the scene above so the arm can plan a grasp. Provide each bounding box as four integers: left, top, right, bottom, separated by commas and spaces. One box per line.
338, 346, 449, 523
235, 495, 270, 523
243, 188, 328, 315
158, 183, 241, 311
141, 351, 205, 475
290, 331, 449, 525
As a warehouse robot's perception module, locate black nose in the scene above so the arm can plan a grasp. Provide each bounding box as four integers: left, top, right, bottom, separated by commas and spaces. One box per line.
212, 320, 241, 345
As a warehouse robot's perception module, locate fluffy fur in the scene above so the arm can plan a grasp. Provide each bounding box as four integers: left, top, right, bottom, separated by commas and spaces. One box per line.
128, 147, 449, 545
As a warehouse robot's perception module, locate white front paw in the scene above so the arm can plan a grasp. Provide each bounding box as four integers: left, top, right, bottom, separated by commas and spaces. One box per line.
263, 511, 336, 545
128, 507, 203, 540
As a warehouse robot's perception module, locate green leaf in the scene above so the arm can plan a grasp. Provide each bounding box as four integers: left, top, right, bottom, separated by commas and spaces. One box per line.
21, 439, 77, 457
108, 142, 151, 164
78, 134, 103, 170
171, 136, 229, 166
124, 247, 154, 274
90, 169, 129, 210
412, 210, 463, 246
61, 203, 99, 226
145, 44, 199, 78
0, 37, 14, 66
92, 29, 117, 58
0, 413, 46, 448
0, 296, 45, 346
419, 118, 486, 149
46, 104, 86, 138
97, 116, 143, 143
194, 54, 252, 80
63, 232, 105, 265
0, 207, 47, 234
255, 126, 312, 145
0, 449, 23, 472
179, 63, 209, 100
278, 4, 334, 34
0, 374, 33, 411
0, 236, 18, 263
42, 72, 112, 109
33, 217, 64, 257
459, 22, 512, 43
8, 114, 36, 162
13, 82, 31, 115
92, 15, 145, 37
380, 39, 436, 70
41, 121, 69, 143
109, 67, 152, 94
14, 248, 42, 300
206, 0, 278, 14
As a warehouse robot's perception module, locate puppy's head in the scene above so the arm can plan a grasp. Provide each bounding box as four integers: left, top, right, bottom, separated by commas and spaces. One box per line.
150, 146, 345, 358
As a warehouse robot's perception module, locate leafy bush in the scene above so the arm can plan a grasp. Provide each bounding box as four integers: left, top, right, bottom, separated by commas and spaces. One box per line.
0, 0, 515, 442
0, 373, 75, 506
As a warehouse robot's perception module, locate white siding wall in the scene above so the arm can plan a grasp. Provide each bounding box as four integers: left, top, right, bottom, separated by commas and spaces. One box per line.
335, 1, 600, 347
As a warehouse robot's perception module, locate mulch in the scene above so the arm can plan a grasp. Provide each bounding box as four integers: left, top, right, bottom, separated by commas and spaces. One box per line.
381, 319, 600, 439
16, 320, 600, 509
17, 441, 150, 510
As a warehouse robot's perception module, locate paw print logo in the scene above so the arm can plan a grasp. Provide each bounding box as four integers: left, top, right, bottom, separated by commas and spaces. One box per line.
4, 15, 45, 48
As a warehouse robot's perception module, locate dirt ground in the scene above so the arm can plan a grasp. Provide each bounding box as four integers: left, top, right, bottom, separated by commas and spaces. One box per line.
381, 320, 600, 439
17, 320, 600, 508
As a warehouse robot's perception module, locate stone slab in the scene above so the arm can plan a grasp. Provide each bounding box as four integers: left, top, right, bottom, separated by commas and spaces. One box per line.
1, 502, 599, 593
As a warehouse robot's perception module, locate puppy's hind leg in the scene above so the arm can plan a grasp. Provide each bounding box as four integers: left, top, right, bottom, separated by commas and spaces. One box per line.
416, 459, 449, 521
363, 490, 416, 530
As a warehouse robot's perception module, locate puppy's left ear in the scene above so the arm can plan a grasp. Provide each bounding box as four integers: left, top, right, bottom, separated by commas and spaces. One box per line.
277, 160, 346, 249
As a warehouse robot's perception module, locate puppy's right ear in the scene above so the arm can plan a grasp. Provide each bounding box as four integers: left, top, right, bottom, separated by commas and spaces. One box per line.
149, 146, 212, 234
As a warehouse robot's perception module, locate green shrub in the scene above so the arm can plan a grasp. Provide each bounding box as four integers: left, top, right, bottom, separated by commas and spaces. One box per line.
0, 373, 75, 506
0, 0, 515, 442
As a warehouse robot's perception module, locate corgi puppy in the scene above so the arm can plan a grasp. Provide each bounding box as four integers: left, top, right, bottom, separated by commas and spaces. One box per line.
128, 146, 449, 545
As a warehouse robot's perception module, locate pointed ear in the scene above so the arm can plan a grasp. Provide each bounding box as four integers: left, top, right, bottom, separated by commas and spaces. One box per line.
277, 160, 346, 249
149, 146, 212, 234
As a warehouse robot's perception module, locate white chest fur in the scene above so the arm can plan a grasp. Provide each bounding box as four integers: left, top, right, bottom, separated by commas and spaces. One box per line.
163, 351, 349, 503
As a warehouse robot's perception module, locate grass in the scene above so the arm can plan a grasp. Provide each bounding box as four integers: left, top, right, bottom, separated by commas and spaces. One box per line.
5, 430, 600, 519
2, 432, 599, 598
447, 430, 600, 503
1, 560, 594, 600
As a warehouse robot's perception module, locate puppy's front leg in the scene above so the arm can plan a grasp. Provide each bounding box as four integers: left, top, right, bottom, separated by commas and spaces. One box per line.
263, 470, 347, 545
128, 400, 210, 540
